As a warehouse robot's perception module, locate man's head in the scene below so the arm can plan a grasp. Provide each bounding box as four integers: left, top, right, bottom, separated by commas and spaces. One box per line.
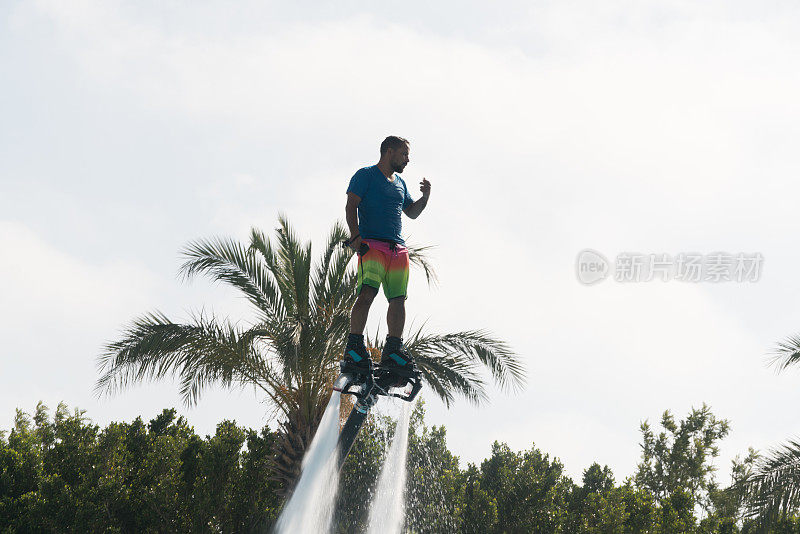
380, 136, 410, 173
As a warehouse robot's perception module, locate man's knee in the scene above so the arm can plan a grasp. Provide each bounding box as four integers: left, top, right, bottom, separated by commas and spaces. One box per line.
357, 285, 379, 305
387, 295, 406, 306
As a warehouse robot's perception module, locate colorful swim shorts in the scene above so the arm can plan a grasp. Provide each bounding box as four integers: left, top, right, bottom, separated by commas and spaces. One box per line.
357, 239, 410, 300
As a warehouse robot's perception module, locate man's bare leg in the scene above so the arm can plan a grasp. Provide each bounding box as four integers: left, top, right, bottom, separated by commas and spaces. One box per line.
386, 297, 406, 338
350, 285, 378, 334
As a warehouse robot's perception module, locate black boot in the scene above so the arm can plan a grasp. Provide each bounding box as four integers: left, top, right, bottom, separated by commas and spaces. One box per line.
380, 336, 415, 371
344, 333, 371, 372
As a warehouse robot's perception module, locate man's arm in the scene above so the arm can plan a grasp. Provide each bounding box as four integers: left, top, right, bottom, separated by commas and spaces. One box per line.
403, 178, 431, 219
345, 192, 362, 250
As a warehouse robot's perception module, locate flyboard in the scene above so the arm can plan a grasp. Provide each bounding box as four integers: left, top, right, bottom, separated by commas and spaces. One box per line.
333, 358, 422, 467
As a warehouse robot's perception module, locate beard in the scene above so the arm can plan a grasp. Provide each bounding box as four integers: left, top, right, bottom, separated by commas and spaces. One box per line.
391, 161, 406, 173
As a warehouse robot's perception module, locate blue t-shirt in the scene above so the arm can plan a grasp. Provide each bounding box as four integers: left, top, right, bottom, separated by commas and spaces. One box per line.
346, 165, 414, 245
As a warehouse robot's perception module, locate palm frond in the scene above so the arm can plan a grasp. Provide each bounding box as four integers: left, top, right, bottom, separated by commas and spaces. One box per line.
179, 236, 285, 322
249, 220, 313, 378
248, 227, 280, 274
406, 243, 439, 288
770, 336, 800, 372
741, 439, 800, 522
415, 351, 488, 407
273, 214, 313, 322
367, 327, 526, 407
96, 311, 288, 410
407, 327, 525, 392
248, 222, 305, 323
308, 222, 359, 370
324, 246, 358, 313
310, 221, 350, 310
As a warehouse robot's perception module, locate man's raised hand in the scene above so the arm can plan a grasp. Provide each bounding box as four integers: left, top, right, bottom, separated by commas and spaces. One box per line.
420, 178, 431, 197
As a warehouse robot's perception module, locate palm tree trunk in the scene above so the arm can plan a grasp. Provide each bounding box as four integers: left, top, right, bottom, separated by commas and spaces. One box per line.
270, 390, 332, 495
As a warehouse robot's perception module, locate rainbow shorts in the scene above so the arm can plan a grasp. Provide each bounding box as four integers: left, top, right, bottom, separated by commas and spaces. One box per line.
357, 239, 410, 300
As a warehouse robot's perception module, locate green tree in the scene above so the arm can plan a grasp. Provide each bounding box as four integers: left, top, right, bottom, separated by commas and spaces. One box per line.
739, 336, 800, 527
564, 464, 657, 534
459, 463, 499, 534
478, 441, 571, 533
617, 480, 658, 533
740, 439, 800, 529
699, 449, 757, 533
96, 216, 525, 491
333, 411, 391, 531
406, 402, 463, 533
568, 464, 624, 533
635, 404, 731, 529
1, 406, 47, 531
0, 402, 283, 532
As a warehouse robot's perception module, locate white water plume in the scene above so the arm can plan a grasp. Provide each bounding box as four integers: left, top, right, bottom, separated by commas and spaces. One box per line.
366, 400, 413, 534
274, 391, 341, 534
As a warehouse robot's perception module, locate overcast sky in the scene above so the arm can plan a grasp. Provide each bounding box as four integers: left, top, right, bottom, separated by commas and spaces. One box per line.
3, 0, 800, 484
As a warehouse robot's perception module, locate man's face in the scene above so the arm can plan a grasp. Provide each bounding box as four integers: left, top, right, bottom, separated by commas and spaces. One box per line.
390, 143, 410, 173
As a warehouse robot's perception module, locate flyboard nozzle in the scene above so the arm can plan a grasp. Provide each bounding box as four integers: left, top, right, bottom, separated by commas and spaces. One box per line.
354, 392, 378, 414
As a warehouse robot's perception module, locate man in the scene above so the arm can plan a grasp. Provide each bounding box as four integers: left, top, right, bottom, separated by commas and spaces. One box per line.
343, 136, 431, 374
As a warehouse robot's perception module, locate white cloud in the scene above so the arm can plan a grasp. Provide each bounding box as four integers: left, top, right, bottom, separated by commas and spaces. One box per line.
0, 220, 156, 327
0, 220, 155, 429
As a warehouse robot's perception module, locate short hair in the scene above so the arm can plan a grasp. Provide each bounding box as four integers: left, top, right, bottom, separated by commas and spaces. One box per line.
380, 136, 409, 155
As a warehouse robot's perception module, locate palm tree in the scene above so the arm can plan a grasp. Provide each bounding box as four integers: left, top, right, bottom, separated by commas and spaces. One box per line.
740, 337, 800, 523
96, 215, 525, 492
